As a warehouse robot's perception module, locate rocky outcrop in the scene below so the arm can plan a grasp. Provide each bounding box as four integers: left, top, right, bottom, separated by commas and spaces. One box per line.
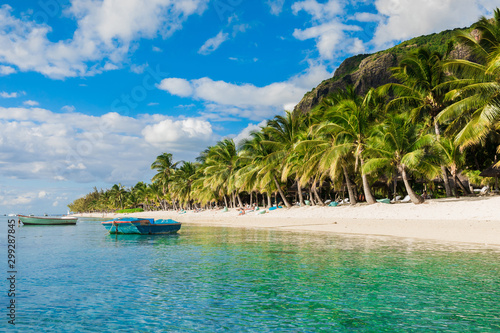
294, 28, 479, 115
294, 52, 400, 115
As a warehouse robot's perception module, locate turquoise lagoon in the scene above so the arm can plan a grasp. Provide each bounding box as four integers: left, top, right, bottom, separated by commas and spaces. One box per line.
2, 216, 500, 332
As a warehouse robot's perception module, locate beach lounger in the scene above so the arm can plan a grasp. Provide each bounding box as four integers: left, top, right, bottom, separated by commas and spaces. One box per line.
401, 195, 411, 203
479, 186, 490, 195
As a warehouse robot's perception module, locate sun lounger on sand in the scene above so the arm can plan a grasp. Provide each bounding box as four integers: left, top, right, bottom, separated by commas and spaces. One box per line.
401, 195, 411, 203
479, 186, 490, 195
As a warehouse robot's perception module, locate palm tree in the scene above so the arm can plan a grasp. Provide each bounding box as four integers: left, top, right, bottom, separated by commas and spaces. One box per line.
381, 47, 455, 196
297, 121, 358, 205
170, 162, 198, 209
109, 183, 127, 210
454, 8, 500, 63
262, 111, 308, 207
203, 139, 243, 208
320, 88, 380, 204
238, 130, 278, 207
435, 137, 468, 197
364, 115, 438, 204
437, 9, 500, 155
151, 153, 179, 198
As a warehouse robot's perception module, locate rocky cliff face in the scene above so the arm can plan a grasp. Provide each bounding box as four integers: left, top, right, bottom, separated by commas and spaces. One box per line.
294, 28, 477, 115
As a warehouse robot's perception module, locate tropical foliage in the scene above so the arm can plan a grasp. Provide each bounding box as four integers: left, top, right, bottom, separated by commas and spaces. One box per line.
68, 10, 500, 213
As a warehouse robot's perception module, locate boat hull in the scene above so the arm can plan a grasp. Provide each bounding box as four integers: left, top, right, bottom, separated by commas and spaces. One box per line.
102, 218, 181, 234
18, 215, 77, 225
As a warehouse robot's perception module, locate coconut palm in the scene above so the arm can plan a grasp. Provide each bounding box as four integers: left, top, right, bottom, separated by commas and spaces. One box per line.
434, 137, 468, 197
296, 120, 358, 205
256, 115, 300, 208
203, 139, 243, 208
454, 8, 500, 63
438, 9, 500, 155
170, 162, 198, 209
238, 130, 282, 207
109, 183, 127, 210
364, 115, 438, 204
319, 89, 380, 204
381, 47, 456, 196
263, 111, 310, 206
151, 152, 179, 198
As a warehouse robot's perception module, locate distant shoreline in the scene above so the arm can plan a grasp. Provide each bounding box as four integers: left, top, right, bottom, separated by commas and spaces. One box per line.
74, 195, 500, 247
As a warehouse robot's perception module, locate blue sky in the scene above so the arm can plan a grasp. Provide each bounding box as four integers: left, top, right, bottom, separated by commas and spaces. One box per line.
0, 0, 496, 214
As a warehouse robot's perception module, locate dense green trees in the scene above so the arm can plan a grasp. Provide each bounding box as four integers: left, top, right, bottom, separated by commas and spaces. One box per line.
68, 10, 500, 213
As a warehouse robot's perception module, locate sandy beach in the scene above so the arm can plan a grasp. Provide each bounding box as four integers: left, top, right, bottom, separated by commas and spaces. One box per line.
76, 195, 500, 246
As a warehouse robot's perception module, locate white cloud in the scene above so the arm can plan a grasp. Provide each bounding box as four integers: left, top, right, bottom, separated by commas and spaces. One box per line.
23, 100, 40, 106
372, 0, 495, 49
61, 105, 76, 112
0, 1, 209, 79
157, 78, 194, 97
142, 118, 213, 148
267, 0, 286, 15
198, 31, 229, 55
158, 63, 332, 120
130, 63, 148, 74
0, 65, 16, 75
152, 46, 163, 52
233, 121, 266, 146
292, 0, 344, 20
292, 0, 365, 60
293, 22, 361, 60
0, 91, 18, 98
1, 192, 36, 206
0, 106, 217, 186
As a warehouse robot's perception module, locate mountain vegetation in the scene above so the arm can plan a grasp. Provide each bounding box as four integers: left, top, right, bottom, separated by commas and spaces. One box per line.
68, 9, 500, 213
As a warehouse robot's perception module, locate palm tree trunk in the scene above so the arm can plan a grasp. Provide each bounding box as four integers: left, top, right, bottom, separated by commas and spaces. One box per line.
441, 166, 453, 197
342, 165, 357, 205
267, 192, 272, 208
401, 166, 424, 204
360, 158, 376, 204
223, 195, 228, 208
452, 169, 459, 198
237, 192, 243, 208
456, 177, 470, 195
296, 180, 305, 206
306, 186, 313, 205
312, 180, 324, 205
393, 171, 398, 199
272, 174, 291, 208
435, 120, 452, 197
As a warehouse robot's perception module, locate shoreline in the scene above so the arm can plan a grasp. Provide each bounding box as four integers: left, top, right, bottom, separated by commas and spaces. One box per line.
74, 195, 500, 247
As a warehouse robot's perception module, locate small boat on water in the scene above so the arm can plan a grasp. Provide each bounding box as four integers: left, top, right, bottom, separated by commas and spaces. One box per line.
101, 217, 181, 235
18, 214, 78, 225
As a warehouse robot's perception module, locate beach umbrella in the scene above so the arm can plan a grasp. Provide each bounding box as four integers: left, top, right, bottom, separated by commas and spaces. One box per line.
480, 164, 500, 191
479, 164, 500, 177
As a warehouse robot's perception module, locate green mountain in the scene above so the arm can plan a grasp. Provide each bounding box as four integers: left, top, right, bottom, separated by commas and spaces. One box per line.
294, 26, 477, 114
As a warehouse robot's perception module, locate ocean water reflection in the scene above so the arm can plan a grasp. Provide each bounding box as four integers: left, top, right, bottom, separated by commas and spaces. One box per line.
2, 217, 499, 332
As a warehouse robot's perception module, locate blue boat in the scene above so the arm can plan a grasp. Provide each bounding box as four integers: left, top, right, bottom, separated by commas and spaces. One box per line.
101, 217, 181, 235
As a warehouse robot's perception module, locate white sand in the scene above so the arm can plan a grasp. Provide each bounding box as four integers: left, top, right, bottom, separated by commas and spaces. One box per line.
76, 195, 500, 246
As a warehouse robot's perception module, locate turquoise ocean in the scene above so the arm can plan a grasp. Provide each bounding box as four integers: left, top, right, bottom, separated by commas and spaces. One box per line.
1, 216, 499, 332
